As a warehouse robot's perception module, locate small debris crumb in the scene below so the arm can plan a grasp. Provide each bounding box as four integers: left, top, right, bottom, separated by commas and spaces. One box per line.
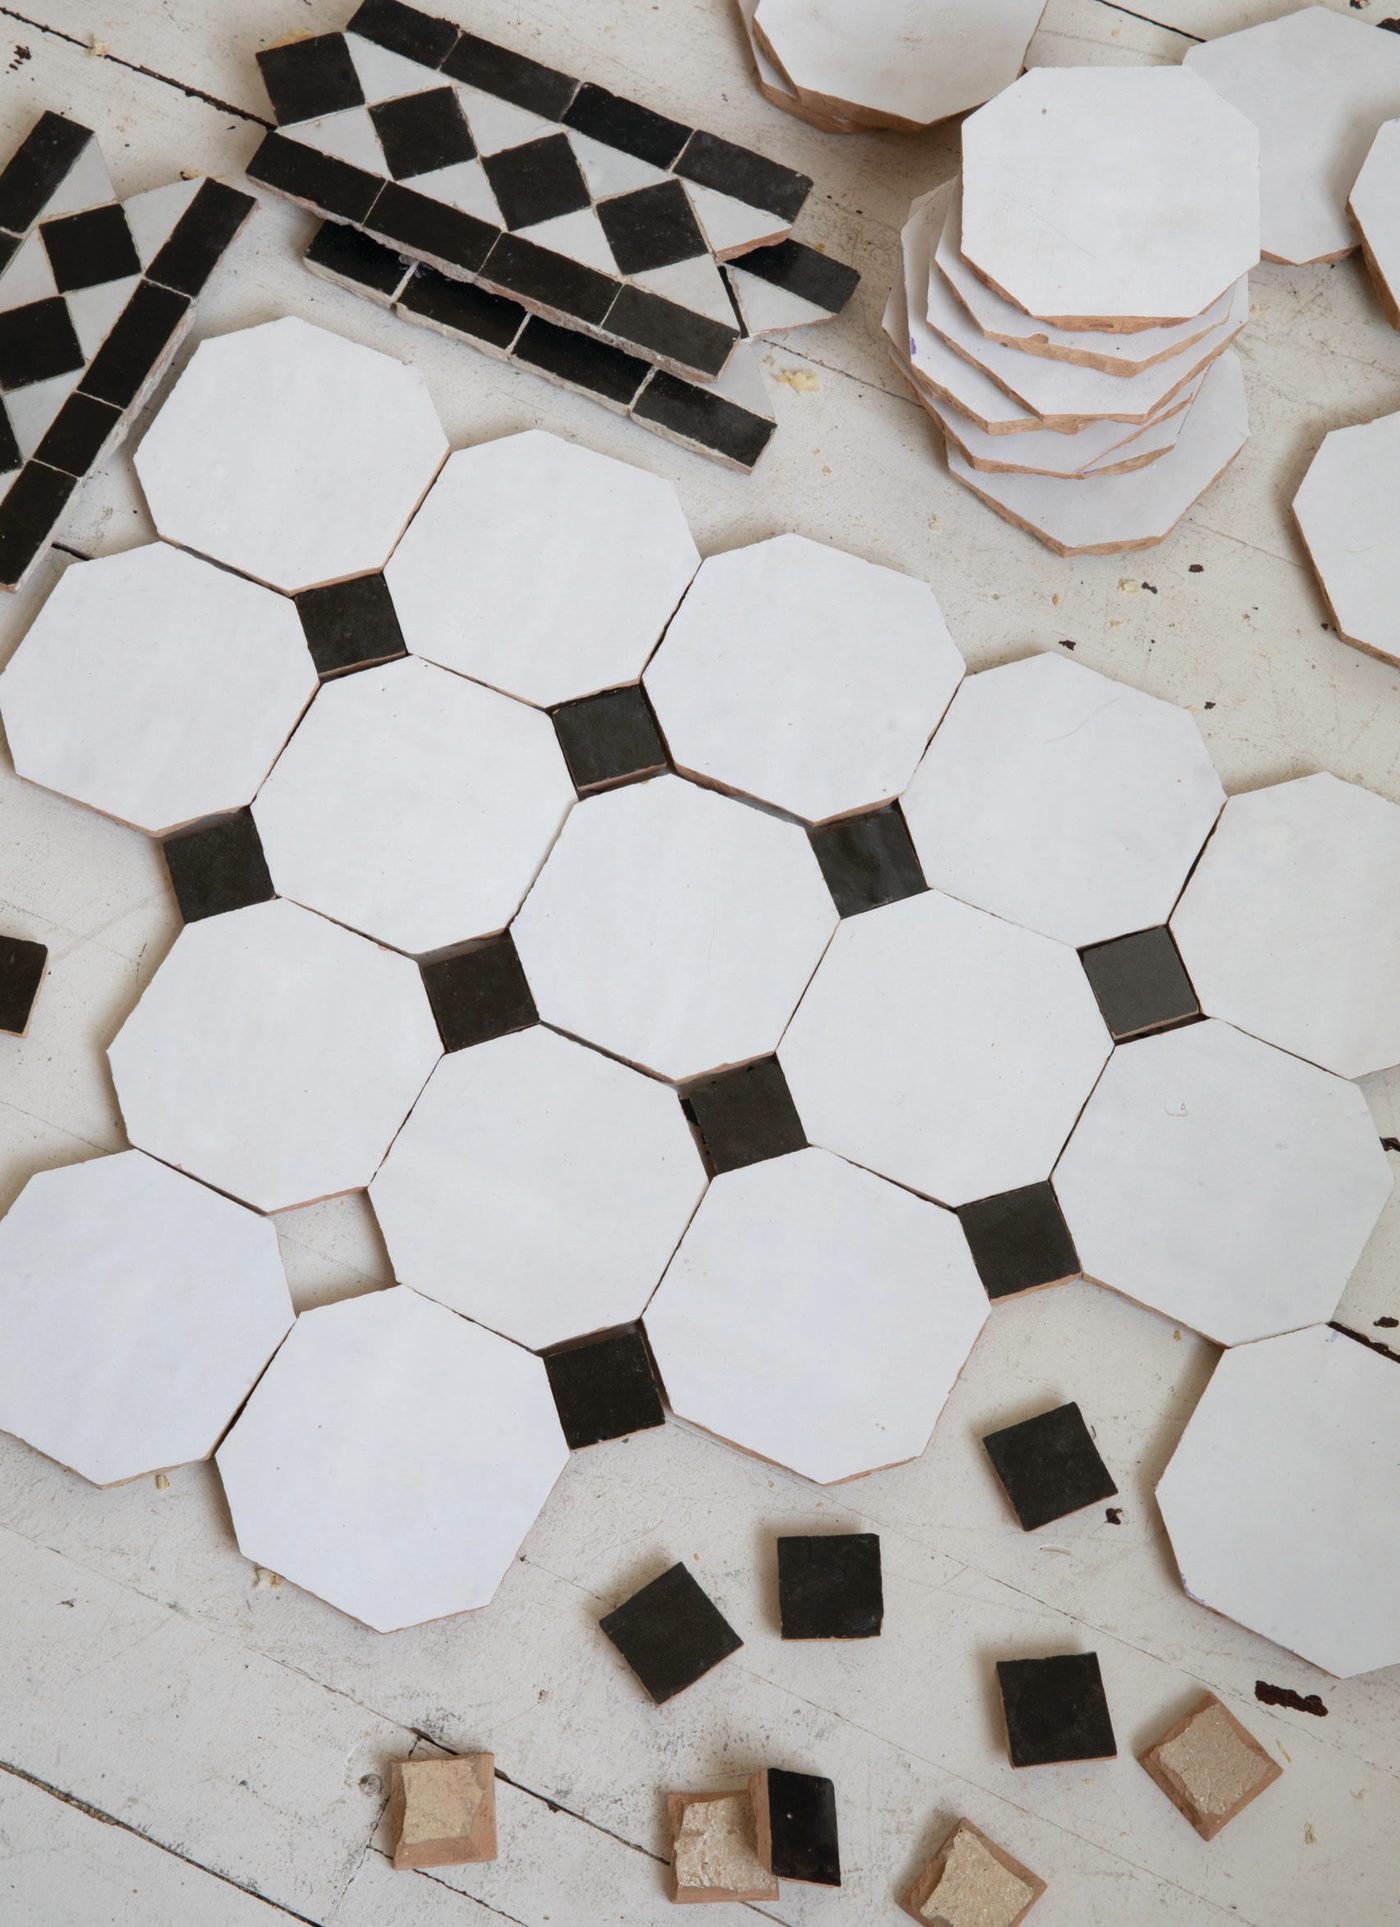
253, 1567, 284, 1590
1304, 1823, 1317, 1845
773, 367, 818, 394
1203, 701, 1216, 710
1105, 1506, 1123, 1524
1376, 1316, 1399, 1329
1140, 581, 1158, 594
1117, 578, 1139, 595
9, 44, 30, 71
1256, 1680, 1328, 1718
1188, 562, 1205, 573
154, 1471, 170, 1490
1058, 638, 1077, 651
86, 34, 110, 55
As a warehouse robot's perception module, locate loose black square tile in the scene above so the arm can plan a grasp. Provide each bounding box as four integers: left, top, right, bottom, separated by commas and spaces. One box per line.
78, 282, 188, 409
399, 264, 525, 350
33, 390, 122, 476
483, 231, 617, 326
604, 284, 737, 379
0, 933, 47, 1035
729, 238, 860, 318
757, 1768, 840, 1886
39, 203, 139, 293
442, 32, 578, 121
0, 463, 75, 589
0, 112, 93, 235
1080, 925, 1200, 1043
632, 368, 775, 473
368, 182, 497, 276
0, 298, 85, 391
809, 805, 926, 918
348, 0, 459, 67
682, 1057, 806, 1174
296, 572, 406, 679
551, 683, 666, 792
370, 88, 475, 180
515, 316, 649, 409
257, 34, 365, 126
0, 401, 21, 474
674, 131, 811, 225
420, 933, 537, 1052
246, 132, 385, 225
957, 1182, 1080, 1302
161, 812, 275, 924
145, 179, 255, 296
982, 1402, 1118, 1533
777, 1535, 882, 1640
545, 1325, 666, 1449
306, 219, 414, 301
563, 83, 691, 168
599, 1561, 742, 1703
995, 1653, 1117, 1767
596, 180, 707, 276
481, 133, 591, 232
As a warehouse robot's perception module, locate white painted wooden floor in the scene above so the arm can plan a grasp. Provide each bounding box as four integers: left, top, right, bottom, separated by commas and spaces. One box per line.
2, 1, 1399, 1921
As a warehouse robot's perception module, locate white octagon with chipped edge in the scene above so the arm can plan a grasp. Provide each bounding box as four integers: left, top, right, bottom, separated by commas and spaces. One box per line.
1292, 409, 1400, 670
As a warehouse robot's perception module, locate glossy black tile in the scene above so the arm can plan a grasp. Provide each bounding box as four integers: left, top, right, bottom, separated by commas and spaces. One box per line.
551, 683, 666, 792
442, 32, 578, 120
246, 131, 384, 225
563, 83, 690, 168
0, 932, 46, 1035
599, 1561, 742, 1703
399, 263, 526, 349
632, 367, 774, 471
1080, 925, 1200, 1043
483, 231, 617, 325
369, 181, 497, 274
756, 1769, 840, 1886
420, 933, 538, 1052
808, 804, 926, 917
347, 0, 459, 67
33, 390, 121, 476
296, 571, 407, 679
370, 88, 475, 180
674, 130, 810, 224
305, 218, 414, 301
604, 283, 736, 378
78, 281, 187, 408
0, 402, 19, 474
0, 113, 93, 236
145, 180, 255, 296
481, 133, 590, 232
682, 1057, 806, 1174
982, 1402, 1118, 1532
515, 314, 648, 408
957, 1182, 1080, 1302
728, 237, 859, 318
0, 297, 86, 390
777, 1534, 882, 1640
162, 811, 276, 924
0, 462, 76, 590
257, 34, 365, 125
544, 1325, 666, 1449
596, 180, 706, 275
39, 203, 139, 292
996, 1653, 1117, 1767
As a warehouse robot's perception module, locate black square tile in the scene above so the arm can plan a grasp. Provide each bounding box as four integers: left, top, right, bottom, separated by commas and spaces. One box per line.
306, 219, 414, 301
682, 1057, 806, 1174
604, 284, 736, 379
674, 131, 810, 225
420, 933, 537, 1051
442, 32, 578, 121
596, 180, 707, 276
957, 1182, 1080, 1302
481, 134, 591, 232
39, 203, 139, 292
515, 315, 649, 410
1081, 925, 1200, 1043
145, 179, 255, 296
599, 1561, 742, 1703
0, 933, 47, 1035
370, 88, 475, 180
0, 298, 85, 390
777, 1535, 882, 1640
33, 391, 122, 477
809, 805, 926, 917
757, 1769, 840, 1886
296, 572, 406, 680
78, 282, 188, 409
545, 1326, 666, 1449
482, 231, 617, 326
729, 238, 859, 319
551, 684, 666, 793
348, 0, 459, 67
981, 1402, 1118, 1532
369, 182, 497, 276
246, 132, 385, 225
0, 112, 93, 235
632, 368, 775, 473
399, 264, 526, 351
995, 1653, 1117, 1767
161, 812, 275, 924
0, 463, 75, 590
258, 34, 365, 126
563, 83, 691, 168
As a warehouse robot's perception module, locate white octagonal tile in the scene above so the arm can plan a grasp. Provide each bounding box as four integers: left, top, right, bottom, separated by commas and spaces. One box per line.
1055, 1021, 1391, 1347
1157, 1325, 1400, 1678
644, 1147, 987, 1484
1350, 119, 1400, 329
1171, 772, 1400, 1079
0, 543, 317, 836
370, 1027, 706, 1350
1292, 408, 1400, 669
385, 429, 699, 708
780, 890, 1110, 1208
216, 1286, 567, 1631
253, 657, 574, 954
643, 532, 964, 824
134, 316, 448, 592
512, 775, 837, 1082
0, 1151, 293, 1487
109, 899, 441, 1213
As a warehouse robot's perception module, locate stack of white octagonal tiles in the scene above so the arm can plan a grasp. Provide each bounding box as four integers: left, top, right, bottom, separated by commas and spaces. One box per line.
884, 66, 1261, 554
2, 313, 1398, 1667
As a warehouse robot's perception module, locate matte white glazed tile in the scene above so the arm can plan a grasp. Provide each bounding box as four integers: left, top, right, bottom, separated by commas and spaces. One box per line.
643, 532, 963, 824
385, 428, 698, 707
121, 177, 202, 265
512, 774, 837, 1082
252, 657, 574, 955
1185, 6, 1400, 267
1292, 408, 1400, 669
134, 315, 448, 593
370, 1026, 706, 1350
960, 67, 1259, 327
109, 899, 441, 1214
216, 1285, 567, 1631
644, 1147, 987, 1483
1157, 1325, 1400, 1677
1349, 119, 1400, 327
0, 542, 317, 836
780, 890, 1110, 1207
901, 654, 1224, 949
1171, 772, 1400, 1079
1055, 1021, 1392, 1347
0, 1150, 293, 1487
724, 263, 839, 336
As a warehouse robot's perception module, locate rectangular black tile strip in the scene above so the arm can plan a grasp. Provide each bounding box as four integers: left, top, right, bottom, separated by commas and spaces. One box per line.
346, 0, 459, 67
0, 401, 20, 475
32, 391, 123, 477
481, 230, 619, 327
730, 237, 860, 316
515, 314, 650, 408
398, 263, 527, 352
145, 179, 256, 296
563, 83, 691, 168
305, 218, 415, 301
633, 367, 774, 470
0, 112, 93, 236
78, 280, 189, 409
0, 462, 77, 591
603, 284, 738, 379
246, 132, 385, 225
674, 129, 811, 225
442, 31, 579, 120
366, 181, 498, 276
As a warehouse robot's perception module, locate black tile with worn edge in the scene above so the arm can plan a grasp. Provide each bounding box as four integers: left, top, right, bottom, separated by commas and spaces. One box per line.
443, 32, 579, 121
544, 1325, 666, 1449
682, 1057, 806, 1174
599, 1561, 742, 1703
564, 83, 691, 168
33, 391, 121, 477
632, 368, 774, 472
0, 463, 76, 588
675, 130, 811, 224
0, 112, 93, 235
604, 283, 737, 379
0, 298, 85, 390
162, 812, 275, 924
997, 1653, 1117, 1767
982, 1402, 1118, 1532
758, 1769, 840, 1886
399, 264, 526, 350
551, 683, 666, 792
246, 133, 385, 225
296, 573, 406, 680
146, 180, 256, 297
729, 238, 860, 317
258, 34, 365, 125
957, 1182, 1080, 1302
809, 805, 925, 918
369, 182, 497, 276
348, 0, 459, 67
777, 1535, 882, 1641
515, 316, 649, 408
78, 282, 187, 409
40, 203, 140, 292
420, 933, 538, 1052
306, 219, 414, 301
0, 933, 47, 1034
1081, 925, 1200, 1043
597, 180, 707, 275
370, 89, 475, 180
481, 133, 591, 232
483, 231, 618, 326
